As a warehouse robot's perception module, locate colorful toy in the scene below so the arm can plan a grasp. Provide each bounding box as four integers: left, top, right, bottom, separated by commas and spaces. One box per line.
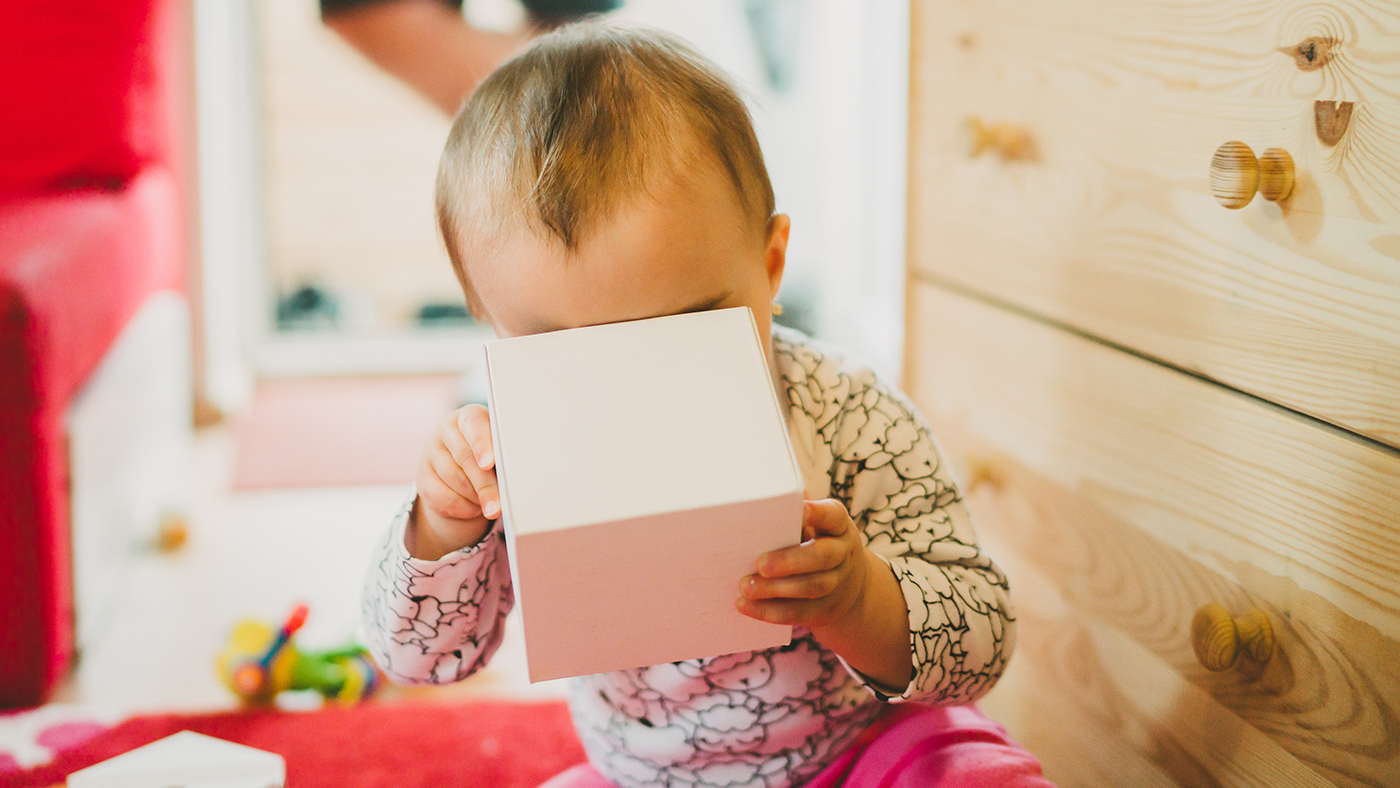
216, 604, 382, 706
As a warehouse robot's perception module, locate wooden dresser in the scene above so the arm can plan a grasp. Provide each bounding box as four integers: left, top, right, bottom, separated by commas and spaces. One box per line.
903, 1, 1400, 785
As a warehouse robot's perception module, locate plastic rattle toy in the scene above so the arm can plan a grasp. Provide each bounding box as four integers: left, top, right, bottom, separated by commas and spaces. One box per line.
216, 603, 382, 705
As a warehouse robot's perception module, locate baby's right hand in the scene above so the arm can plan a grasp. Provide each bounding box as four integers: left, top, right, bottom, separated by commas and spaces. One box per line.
407, 404, 500, 560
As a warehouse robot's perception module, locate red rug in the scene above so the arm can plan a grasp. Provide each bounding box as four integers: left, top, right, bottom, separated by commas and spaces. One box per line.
1, 700, 586, 788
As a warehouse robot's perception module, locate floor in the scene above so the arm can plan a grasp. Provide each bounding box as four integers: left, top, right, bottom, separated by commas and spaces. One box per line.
54, 418, 569, 717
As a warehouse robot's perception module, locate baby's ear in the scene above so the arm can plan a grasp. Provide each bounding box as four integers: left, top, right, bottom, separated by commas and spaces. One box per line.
764, 213, 791, 294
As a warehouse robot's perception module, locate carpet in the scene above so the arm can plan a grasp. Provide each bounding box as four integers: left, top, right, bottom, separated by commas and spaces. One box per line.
233, 376, 459, 489
0, 700, 586, 788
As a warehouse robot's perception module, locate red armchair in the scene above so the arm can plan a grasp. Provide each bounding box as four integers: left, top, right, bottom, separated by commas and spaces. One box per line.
0, 0, 189, 707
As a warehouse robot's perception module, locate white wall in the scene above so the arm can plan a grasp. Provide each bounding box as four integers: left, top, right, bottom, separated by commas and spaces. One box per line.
193, 0, 263, 411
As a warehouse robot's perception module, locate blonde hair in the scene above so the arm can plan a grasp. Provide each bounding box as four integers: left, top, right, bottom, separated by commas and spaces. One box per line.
435, 23, 775, 316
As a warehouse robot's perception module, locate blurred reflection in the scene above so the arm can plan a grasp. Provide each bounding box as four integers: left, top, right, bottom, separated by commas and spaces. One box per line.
252, 0, 907, 378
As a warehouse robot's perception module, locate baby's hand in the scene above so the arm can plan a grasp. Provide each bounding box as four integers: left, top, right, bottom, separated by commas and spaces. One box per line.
736, 499, 875, 631
408, 404, 501, 560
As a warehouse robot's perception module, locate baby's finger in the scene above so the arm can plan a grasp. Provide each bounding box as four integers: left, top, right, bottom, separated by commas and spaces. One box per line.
440, 423, 481, 481
803, 499, 852, 539
444, 410, 501, 519
473, 473, 501, 520
735, 596, 828, 627
755, 538, 846, 578
428, 443, 477, 502
455, 456, 500, 520
742, 568, 842, 601
419, 465, 483, 521
450, 455, 499, 520
455, 405, 496, 470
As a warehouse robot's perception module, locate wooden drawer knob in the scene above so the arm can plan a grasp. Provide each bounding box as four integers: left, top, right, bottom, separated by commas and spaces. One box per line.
1209, 142, 1295, 208
1210, 141, 1258, 209
1257, 148, 1295, 202
1191, 603, 1275, 671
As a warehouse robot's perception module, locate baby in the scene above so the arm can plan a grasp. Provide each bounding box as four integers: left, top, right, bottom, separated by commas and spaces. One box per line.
363, 23, 1048, 788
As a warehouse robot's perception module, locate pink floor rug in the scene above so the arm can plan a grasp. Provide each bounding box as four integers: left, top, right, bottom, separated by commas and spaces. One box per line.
233, 375, 459, 489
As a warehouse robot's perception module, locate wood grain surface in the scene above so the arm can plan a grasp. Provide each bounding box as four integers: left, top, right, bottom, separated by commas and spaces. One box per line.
907, 283, 1400, 786
909, 0, 1400, 448
972, 464, 1399, 787
916, 0, 1400, 104
976, 525, 1343, 788
906, 281, 1400, 643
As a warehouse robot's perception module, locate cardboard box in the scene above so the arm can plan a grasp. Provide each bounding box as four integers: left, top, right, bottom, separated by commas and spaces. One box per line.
67, 730, 284, 788
485, 307, 803, 681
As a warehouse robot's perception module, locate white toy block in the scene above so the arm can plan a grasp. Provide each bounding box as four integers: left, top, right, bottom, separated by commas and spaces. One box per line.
485, 307, 803, 681
66, 730, 284, 788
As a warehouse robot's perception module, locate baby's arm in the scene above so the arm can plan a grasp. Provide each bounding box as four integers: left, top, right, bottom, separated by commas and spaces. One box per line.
361, 405, 514, 684
741, 362, 1014, 703
362, 502, 513, 684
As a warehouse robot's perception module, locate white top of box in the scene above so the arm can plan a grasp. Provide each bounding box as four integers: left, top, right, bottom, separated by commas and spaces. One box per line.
485, 307, 802, 536
67, 730, 285, 788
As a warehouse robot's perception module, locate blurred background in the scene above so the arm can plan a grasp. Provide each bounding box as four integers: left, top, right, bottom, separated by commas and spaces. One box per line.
1, 0, 910, 726
205, 0, 908, 394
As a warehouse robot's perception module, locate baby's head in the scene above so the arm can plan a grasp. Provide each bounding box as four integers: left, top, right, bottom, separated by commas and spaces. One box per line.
435, 23, 790, 348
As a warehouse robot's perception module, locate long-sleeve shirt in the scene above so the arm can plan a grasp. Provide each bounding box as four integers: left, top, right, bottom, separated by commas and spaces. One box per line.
362, 325, 1016, 788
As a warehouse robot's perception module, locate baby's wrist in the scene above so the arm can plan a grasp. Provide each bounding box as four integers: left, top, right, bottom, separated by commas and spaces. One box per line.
809, 549, 913, 691
406, 498, 489, 560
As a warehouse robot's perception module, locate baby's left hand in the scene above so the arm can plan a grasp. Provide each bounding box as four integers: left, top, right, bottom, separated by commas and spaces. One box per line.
737, 499, 875, 631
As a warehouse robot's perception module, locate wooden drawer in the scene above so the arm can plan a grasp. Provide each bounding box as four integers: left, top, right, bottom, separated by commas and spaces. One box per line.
908, 0, 1400, 448
965, 473, 1366, 788
906, 281, 1400, 786
917, 0, 1400, 104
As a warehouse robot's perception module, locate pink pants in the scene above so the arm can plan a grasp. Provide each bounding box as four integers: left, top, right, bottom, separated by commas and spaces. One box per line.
540, 703, 1054, 788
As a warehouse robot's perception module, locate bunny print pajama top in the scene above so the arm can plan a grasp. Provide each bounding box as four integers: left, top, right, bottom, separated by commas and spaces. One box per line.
362, 326, 1016, 788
